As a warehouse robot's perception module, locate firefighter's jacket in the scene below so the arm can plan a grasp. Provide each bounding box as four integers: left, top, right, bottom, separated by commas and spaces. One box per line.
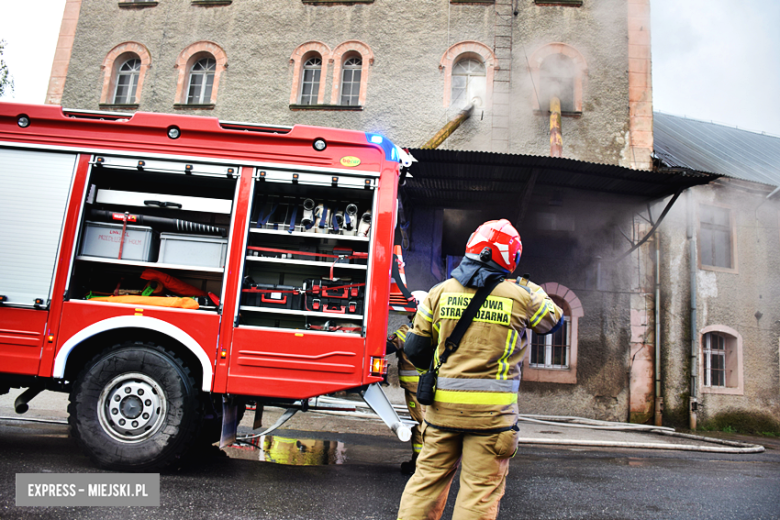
389, 325, 419, 393
406, 277, 563, 432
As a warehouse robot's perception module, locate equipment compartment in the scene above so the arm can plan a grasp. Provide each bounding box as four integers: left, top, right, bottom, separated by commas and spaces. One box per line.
238, 168, 376, 333
69, 156, 237, 311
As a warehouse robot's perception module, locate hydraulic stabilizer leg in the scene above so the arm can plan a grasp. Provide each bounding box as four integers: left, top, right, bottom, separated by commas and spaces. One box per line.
361, 383, 413, 442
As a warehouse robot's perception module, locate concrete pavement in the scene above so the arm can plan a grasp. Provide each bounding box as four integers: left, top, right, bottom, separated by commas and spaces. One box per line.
0, 388, 771, 456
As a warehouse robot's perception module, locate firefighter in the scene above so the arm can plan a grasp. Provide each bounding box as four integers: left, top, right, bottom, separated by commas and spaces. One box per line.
387, 290, 429, 475
396, 219, 563, 520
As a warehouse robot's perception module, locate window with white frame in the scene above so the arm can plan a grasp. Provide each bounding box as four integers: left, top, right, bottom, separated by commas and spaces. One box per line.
340, 56, 362, 106
187, 57, 215, 105
451, 57, 486, 109
529, 315, 571, 369
700, 327, 743, 394
113, 58, 141, 104
300, 56, 322, 105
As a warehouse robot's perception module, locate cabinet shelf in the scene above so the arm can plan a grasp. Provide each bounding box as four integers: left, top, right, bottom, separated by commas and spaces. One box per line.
239, 305, 364, 320
76, 255, 225, 273
244, 256, 367, 270
250, 227, 369, 242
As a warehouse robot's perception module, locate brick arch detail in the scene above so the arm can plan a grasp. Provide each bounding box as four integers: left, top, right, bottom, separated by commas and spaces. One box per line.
174, 41, 228, 105
439, 41, 498, 108
289, 41, 332, 105
522, 283, 582, 385
330, 40, 374, 106
528, 42, 588, 111
100, 42, 152, 104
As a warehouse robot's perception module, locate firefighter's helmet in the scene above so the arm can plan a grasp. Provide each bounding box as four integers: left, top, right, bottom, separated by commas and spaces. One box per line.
465, 219, 522, 273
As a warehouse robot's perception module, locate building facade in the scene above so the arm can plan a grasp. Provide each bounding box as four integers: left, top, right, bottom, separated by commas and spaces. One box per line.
49, 0, 652, 168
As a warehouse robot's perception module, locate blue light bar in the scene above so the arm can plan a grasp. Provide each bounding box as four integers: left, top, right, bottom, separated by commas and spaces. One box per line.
365, 132, 399, 162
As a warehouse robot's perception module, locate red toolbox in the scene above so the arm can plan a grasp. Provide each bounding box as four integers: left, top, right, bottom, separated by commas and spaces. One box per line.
304, 296, 363, 315
303, 278, 365, 299
242, 284, 301, 309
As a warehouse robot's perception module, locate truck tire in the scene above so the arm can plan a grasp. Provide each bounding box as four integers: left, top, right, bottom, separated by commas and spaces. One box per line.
68, 341, 202, 471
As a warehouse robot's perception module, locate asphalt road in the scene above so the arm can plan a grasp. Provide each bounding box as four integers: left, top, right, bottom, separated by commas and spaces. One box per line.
1, 416, 779, 520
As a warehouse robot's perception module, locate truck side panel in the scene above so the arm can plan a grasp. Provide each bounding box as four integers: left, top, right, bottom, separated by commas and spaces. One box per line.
0, 147, 79, 375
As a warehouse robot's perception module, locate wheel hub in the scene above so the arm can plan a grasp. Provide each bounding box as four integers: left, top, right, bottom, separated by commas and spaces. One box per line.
97, 373, 167, 443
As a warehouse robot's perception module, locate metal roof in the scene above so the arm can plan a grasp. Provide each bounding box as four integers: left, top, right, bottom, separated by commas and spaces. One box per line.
403, 148, 714, 209
654, 112, 780, 188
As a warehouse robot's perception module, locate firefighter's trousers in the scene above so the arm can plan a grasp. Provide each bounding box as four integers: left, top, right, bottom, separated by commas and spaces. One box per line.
397, 423, 518, 520
405, 389, 424, 458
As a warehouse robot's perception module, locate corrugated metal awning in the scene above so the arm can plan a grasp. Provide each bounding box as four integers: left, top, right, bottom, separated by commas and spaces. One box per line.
403, 148, 715, 208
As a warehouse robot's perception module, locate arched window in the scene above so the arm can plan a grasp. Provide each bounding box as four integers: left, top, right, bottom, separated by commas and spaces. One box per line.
300, 55, 322, 105
523, 283, 583, 384
540, 54, 576, 112
529, 296, 571, 368
187, 57, 216, 105
451, 58, 486, 109
99, 42, 151, 107
113, 58, 141, 105
173, 42, 227, 108
700, 325, 743, 395
439, 42, 497, 109
528, 43, 587, 113
340, 55, 362, 106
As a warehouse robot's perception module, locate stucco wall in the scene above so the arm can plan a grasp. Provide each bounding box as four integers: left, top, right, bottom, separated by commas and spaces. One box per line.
61, 0, 635, 166
659, 182, 780, 427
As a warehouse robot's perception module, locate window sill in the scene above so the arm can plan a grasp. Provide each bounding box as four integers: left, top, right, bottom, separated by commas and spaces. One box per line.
450, 0, 494, 4
289, 104, 364, 111
173, 103, 216, 110
192, 0, 232, 5
535, 0, 582, 6
523, 366, 576, 384
98, 103, 139, 111
302, 0, 374, 4
702, 386, 743, 396
118, 1, 158, 8
699, 264, 738, 274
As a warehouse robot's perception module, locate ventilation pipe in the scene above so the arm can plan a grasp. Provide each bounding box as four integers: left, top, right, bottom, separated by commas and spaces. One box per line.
421, 103, 474, 149
549, 95, 563, 157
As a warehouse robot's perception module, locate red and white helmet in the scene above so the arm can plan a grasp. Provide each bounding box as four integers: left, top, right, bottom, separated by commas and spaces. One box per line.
465, 219, 522, 273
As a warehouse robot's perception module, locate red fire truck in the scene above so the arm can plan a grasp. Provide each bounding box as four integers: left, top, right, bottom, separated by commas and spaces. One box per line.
0, 103, 414, 470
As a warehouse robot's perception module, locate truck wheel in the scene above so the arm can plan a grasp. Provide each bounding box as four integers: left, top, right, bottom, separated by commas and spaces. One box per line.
68, 341, 202, 471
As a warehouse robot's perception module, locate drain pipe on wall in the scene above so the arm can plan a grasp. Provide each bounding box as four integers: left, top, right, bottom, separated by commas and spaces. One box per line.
654, 236, 663, 426
687, 189, 699, 430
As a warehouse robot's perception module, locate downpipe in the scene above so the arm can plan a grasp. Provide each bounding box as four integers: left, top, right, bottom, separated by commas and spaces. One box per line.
687, 189, 699, 430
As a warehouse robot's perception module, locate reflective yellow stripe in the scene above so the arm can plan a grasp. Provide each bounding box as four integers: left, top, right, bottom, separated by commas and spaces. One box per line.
395, 330, 407, 341
496, 330, 518, 380
433, 322, 440, 334
434, 389, 518, 405
530, 300, 551, 328
417, 303, 433, 322
399, 376, 419, 383
412, 444, 422, 453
